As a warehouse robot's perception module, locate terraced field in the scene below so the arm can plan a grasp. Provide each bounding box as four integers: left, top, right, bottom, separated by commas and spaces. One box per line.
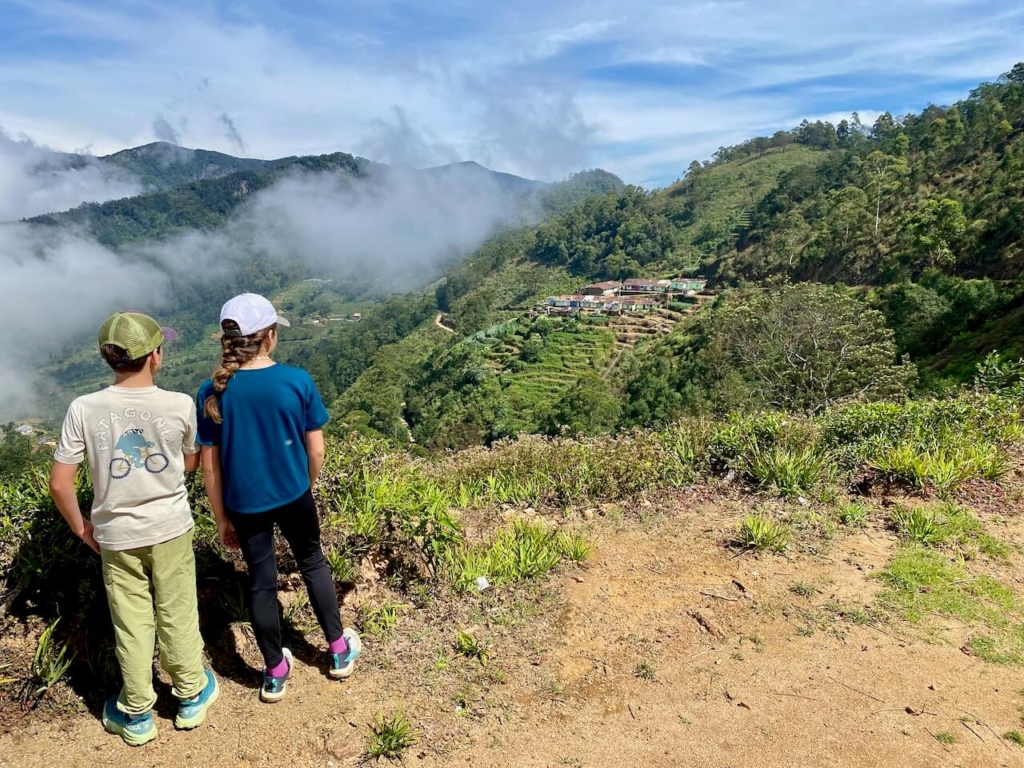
497, 322, 617, 411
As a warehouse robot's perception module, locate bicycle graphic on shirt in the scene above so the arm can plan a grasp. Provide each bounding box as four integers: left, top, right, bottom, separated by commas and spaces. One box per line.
110, 446, 169, 479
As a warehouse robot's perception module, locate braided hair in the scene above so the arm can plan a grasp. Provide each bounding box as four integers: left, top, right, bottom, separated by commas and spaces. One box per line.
203, 320, 276, 424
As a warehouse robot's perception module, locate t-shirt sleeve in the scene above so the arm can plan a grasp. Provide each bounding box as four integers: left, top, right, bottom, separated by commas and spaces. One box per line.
54, 403, 85, 465
183, 401, 200, 455
195, 382, 221, 447
304, 373, 330, 431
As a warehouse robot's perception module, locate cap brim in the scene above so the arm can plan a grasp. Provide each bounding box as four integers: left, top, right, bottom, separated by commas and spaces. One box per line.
275, 316, 291, 328
161, 326, 179, 342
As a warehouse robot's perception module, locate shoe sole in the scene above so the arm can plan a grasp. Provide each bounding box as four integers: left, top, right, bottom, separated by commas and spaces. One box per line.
328, 662, 355, 680
260, 648, 293, 704
102, 713, 158, 747
174, 677, 220, 730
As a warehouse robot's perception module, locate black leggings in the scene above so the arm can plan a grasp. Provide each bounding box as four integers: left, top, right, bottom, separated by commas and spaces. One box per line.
228, 489, 343, 668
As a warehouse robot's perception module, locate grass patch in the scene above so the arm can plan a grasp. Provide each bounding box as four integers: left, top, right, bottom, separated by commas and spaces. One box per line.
890, 504, 1009, 560
738, 513, 792, 553
366, 708, 420, 761
455, 631, 489, 665
555, 531, 594, 564
445, 519, 586, 592
790, 582, 816, 598
325, 546, 357, 583
965, 629, 1024, 665
634, 661, 656, 680
1005, 731, 1024, 747
359, 602, 409, 638
838, 502, 868, 527
877, 547, 1016, 624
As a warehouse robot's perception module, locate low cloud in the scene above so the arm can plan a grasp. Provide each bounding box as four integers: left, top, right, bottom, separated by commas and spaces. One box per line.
219, 112, 246, 154
0, 129, 142, 222
152, 114, 182, 145
0, 157, 542, 418
357, 107, 462, 169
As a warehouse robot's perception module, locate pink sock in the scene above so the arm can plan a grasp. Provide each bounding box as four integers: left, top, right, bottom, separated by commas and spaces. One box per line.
267, 657, 289, 677
328, 636, 349, 655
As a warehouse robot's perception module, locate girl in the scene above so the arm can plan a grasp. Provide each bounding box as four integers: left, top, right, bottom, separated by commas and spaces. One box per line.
197, 293, 360, 703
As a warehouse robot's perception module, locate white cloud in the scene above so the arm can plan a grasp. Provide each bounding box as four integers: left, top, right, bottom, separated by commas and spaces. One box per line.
0, 0, 1021, 188
0, 129, 142, 221
0, 157, 549, 417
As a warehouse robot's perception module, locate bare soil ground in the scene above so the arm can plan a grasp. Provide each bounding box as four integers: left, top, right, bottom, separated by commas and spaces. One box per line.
4, 487, 1024, 768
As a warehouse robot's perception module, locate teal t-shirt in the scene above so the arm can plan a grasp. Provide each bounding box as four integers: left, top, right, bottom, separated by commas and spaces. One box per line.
196, 364, 329, 513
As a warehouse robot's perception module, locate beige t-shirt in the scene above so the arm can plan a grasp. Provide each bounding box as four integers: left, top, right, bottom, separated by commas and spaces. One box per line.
54, 386, 199, 551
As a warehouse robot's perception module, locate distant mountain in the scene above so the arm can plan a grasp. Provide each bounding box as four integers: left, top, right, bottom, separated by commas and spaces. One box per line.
26, 143, 624, 249
422, 160, 547, 197
99, 142, 268, 190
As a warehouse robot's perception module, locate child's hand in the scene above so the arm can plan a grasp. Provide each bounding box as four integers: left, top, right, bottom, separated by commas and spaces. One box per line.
218, 520, 239, 550
78, 520, 101, 554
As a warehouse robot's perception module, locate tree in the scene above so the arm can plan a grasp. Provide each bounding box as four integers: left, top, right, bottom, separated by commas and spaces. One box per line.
701, 284, 915, 413
826, 186, 870, 248
904, 198, 968, 269
859, 151, 911, 236
542, 373, 621, 436
520, 336, 544, 363
768, 210, 812, 267
0, 424, 36, 478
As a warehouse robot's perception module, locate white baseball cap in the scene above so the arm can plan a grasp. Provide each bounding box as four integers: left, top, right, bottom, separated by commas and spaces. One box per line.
220, 293, 291, 337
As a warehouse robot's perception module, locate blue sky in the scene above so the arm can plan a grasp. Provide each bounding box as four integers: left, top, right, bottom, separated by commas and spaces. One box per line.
1, 0, 1023, 187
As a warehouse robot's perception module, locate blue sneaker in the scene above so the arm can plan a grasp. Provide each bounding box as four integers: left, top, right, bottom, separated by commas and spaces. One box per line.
328, 628, 362, 680
102, 696, 158, 746
260, 648, 292, 703
175, 669, 219, 729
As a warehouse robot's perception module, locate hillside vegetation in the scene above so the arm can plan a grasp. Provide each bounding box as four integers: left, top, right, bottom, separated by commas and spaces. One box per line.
295, 63, 1024, 450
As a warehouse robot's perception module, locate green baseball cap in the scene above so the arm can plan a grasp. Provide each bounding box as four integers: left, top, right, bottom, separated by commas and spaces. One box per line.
98, 312, 178, 361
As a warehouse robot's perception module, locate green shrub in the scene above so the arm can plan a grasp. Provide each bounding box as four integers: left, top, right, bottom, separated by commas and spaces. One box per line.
358, 602, 409, 637
742, 443, 832, 497
738, 514, 792, 553
444, 519, 572, 592
32, 619, 74, 697
555, 531, 594, 563
325, 546, 357, 583
454, 630, 489, 664
366, 709, 420, 761
838, 502, 868, 526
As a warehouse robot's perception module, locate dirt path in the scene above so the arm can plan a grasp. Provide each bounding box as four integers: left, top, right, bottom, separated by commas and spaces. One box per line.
4, 497, 1024, 767
435, 313, 454, 334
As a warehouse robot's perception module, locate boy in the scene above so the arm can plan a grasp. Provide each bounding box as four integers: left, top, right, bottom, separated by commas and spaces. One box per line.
49, 311, 217, 746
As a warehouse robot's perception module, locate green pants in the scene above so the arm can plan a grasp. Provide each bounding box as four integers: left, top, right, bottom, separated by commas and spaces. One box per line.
101, 528, 205, 716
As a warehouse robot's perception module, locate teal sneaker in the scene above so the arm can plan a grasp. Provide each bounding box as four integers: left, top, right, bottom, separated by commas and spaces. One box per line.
260, 648, 292, 703
328, 628, 362, 680
175, 669, 219, 730
102, 696, 158, 746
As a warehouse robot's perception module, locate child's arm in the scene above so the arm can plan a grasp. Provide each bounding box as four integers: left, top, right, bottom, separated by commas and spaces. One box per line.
201, 446, 238, 549
49, 462, 100, 554
184, 449, 200, 473
305, 429, 325, 487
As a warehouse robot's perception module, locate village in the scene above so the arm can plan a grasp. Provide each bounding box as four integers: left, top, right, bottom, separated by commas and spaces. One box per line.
539, 276, 710, 316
